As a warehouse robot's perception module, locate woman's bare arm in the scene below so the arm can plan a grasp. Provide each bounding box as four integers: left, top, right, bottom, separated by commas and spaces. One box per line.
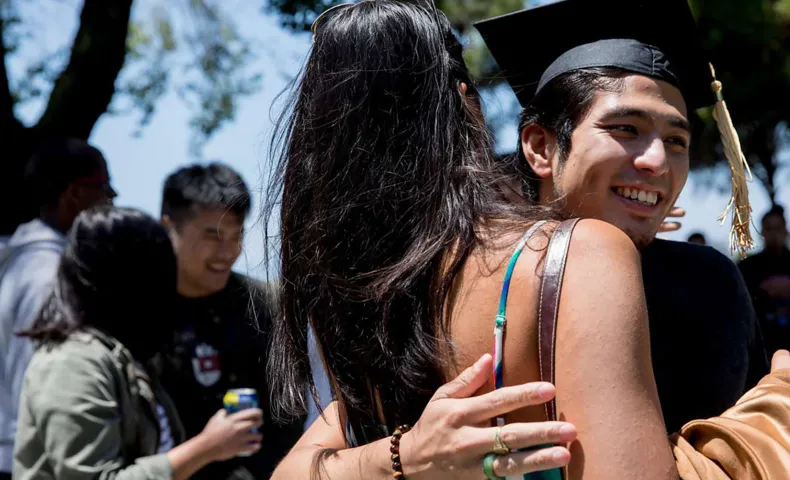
271, 401, 392, 480
554, 219, 677, 480
272, 358, 578, 480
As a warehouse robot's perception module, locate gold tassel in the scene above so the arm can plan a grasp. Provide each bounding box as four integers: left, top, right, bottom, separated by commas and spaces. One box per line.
709, 63, 755, 255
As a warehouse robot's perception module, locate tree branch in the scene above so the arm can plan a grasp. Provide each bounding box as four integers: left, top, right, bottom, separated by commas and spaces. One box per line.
0, 15, 22, 134
35, 0, 133, 139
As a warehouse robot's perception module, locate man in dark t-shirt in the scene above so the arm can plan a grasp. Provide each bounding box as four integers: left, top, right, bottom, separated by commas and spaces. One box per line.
162, 274, 300, 479
643, 239, 767, 432
739, 205, 790, 356
158, 163, 303, 479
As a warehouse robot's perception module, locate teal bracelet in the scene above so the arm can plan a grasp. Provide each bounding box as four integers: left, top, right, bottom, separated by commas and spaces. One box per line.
483, 453, 504, 480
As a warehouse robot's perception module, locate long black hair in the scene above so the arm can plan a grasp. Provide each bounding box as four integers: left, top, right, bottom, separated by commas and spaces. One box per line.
20, 206, 177, 361
264, 0, 555, 442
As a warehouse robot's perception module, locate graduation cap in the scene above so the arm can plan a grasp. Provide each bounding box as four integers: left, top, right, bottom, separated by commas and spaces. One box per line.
474, 0, 754, 253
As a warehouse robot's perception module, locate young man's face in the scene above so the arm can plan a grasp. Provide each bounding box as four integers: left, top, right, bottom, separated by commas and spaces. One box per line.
164, 207, 244, 297
67, 160, 117, 214
527, 74, 691, 249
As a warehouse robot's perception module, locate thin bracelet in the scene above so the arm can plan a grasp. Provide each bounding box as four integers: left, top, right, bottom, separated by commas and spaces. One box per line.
390, 424, 412, 479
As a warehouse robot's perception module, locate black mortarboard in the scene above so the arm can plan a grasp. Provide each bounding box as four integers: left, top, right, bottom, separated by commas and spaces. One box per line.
474, 0, 713, 110
474, 0, 756, 253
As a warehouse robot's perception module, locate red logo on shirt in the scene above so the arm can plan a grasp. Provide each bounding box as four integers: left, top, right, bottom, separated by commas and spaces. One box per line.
192, 343, 222, 386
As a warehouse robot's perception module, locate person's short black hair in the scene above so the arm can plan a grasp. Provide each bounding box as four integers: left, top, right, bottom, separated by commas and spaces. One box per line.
161, 162, 251, 227
762, 204, 786, 226
24, 138, 106, 208
687, 232, 706, 243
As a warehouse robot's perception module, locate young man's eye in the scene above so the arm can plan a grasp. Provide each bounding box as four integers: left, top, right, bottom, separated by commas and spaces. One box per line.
667, 136, 689, 149
605, 124, 638, 134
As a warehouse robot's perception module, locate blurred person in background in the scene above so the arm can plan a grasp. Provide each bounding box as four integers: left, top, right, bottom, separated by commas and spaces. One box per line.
158, 163, 303, 480
740, 205, 790, 354
687, 232, 707, 246
13, 206, 262, 480
0, 138, 116, 480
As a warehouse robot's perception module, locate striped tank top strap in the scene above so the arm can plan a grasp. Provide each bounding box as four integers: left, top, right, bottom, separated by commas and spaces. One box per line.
493, 220, 548, 397
492, 220, 556, 480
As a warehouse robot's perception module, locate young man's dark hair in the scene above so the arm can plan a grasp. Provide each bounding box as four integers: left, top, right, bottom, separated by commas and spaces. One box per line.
24, 138, 109, 208
161, 162, 251, 227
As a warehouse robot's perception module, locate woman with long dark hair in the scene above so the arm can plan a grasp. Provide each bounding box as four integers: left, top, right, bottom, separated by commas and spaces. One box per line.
264, 2, 583, 478
13, 207, 263, 480
263, 1, 790, 480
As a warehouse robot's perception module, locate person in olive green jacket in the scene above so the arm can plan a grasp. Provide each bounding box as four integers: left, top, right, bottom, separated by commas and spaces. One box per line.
13, 206, 263, 480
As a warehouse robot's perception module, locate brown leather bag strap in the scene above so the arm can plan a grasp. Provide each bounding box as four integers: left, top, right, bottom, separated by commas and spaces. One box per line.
538, 218, 580, 422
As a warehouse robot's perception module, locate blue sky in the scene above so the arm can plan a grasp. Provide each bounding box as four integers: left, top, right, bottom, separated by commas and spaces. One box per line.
8, 0, 789, 279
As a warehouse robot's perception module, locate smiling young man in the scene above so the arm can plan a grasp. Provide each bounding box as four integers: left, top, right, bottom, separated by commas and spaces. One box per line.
476, 0, 769, 433
158, 163, 303, 480
522, 71, 691, 249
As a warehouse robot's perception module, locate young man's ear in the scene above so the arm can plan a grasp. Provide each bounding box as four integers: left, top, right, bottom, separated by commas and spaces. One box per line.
161, 215, 182, 250
520, 124, 557, 179
62, 183, 82, 209
161, 215, 179, 236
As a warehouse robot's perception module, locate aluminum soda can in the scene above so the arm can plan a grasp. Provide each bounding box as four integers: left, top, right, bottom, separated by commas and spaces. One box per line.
223, 388, 259, 414
223, 388, 260, 456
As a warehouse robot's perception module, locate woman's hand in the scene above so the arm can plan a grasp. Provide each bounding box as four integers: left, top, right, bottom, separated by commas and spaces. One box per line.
198, 408, 264, 461
401, 353, 577, 480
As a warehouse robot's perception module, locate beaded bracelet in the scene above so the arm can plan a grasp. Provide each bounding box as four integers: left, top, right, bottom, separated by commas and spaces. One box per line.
389, 424, 412, 479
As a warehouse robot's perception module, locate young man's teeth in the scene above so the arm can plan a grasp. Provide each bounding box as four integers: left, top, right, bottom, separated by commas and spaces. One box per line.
615, 187, 658, 206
